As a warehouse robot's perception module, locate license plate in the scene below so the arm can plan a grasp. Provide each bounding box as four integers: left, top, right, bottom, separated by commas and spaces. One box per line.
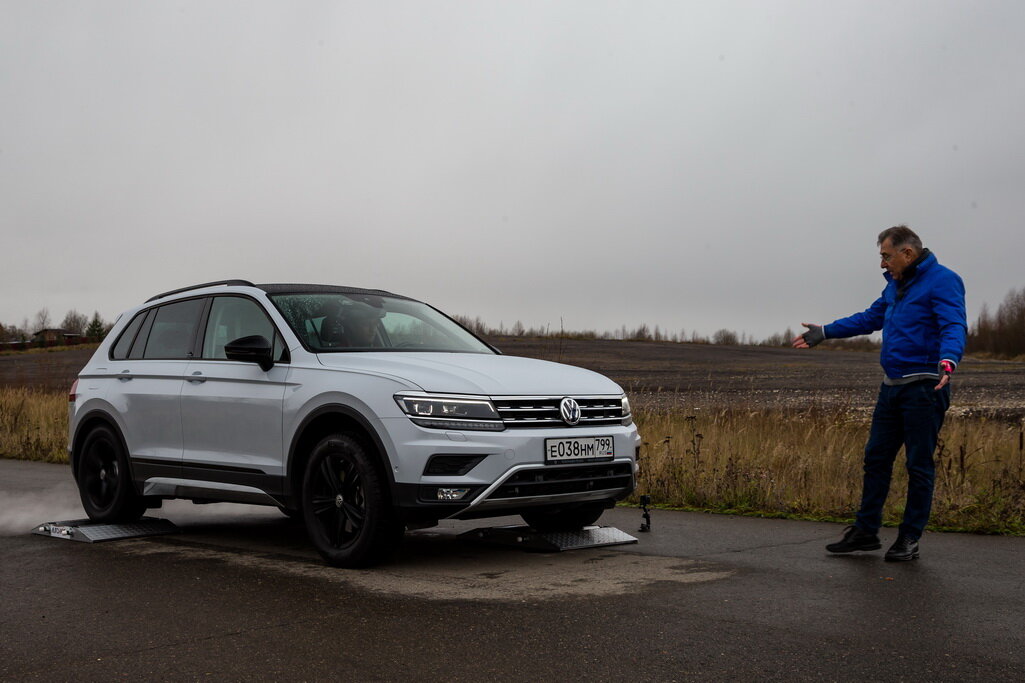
545, 436, 615, 463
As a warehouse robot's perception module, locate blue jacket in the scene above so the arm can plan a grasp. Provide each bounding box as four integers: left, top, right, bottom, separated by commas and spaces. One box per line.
823, 250, 967, 380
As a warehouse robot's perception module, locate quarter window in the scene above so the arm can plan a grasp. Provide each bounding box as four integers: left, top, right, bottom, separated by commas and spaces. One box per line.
110, 311, 147, 360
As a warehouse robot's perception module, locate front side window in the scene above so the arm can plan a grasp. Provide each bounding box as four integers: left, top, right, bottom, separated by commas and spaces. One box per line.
202, 296, 283, 360
141, 299, 206, 359
270, 293, 493, 354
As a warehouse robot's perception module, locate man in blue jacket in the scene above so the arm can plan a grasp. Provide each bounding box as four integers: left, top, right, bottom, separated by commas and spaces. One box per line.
792, 225, 967, 561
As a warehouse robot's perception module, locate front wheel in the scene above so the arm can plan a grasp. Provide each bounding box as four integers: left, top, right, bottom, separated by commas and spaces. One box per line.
301, 433, 402, 567
521, 502, 606, 532
75, 425, 146, 523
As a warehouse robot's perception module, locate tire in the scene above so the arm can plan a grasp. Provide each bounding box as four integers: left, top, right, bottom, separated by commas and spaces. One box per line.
301, 433, 402, 567
75, 425, 146, 523
521, 502, 606, 532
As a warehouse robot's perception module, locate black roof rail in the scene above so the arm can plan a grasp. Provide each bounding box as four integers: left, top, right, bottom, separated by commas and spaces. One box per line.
146, 279, 255, 303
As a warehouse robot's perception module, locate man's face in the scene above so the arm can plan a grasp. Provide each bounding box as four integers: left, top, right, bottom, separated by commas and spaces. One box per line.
879, 238, 916, 280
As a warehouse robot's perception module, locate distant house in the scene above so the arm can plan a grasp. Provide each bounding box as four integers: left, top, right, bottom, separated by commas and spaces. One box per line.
31, 328, 82, 346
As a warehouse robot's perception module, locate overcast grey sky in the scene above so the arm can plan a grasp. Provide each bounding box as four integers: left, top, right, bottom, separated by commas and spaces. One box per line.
2, 1, 1023, 340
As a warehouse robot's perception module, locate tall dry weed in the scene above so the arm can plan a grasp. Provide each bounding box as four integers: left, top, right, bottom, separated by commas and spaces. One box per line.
1, 386, 1022, 533
0, 387, 68, 463
632, 405, 1025, 534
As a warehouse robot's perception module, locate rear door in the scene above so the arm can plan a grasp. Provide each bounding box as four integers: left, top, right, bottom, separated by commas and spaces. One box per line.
107, 297, 206, 478
180, 295, 289, 478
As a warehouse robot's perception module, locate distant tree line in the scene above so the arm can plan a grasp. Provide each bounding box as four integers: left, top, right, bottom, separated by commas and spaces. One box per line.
967, 287, 1025, 359
453, 315, 881, 350
0, 307, 111, 346
460, 286, 1025, 359
8, 288, 1023, 359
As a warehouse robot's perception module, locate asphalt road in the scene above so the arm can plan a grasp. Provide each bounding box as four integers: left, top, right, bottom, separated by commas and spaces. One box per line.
2, 459, 1023, 681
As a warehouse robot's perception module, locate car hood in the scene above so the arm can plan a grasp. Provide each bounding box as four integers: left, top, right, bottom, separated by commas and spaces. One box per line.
315, 352, 623, 396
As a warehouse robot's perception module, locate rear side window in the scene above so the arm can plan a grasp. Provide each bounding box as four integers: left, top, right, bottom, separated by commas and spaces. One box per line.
141, 299, 206, 359
202, 296, 284, 360
110, 312, 147, 360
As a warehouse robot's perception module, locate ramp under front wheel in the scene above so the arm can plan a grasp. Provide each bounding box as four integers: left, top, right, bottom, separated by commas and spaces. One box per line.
459, 525, 638, 552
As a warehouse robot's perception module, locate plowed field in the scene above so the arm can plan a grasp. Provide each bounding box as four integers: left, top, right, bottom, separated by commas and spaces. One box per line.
3, 338, 1022, 417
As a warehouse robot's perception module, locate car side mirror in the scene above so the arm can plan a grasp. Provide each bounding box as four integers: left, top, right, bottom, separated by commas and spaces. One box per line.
224, 335, 275, 371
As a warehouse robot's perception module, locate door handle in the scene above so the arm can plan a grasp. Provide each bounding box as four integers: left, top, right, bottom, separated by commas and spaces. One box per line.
118, 370, 132, 382
188, 371, 207, 384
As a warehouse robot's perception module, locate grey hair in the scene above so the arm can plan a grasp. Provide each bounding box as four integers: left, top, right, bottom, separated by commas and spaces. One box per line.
878, 225, 923, 252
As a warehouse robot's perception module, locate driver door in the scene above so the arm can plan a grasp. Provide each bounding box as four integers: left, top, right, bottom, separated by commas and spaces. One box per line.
180, 296, 289, 478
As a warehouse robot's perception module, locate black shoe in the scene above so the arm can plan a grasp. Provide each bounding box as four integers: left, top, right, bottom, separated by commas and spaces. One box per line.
826, 525, 881, 553
885, 535, 920, 562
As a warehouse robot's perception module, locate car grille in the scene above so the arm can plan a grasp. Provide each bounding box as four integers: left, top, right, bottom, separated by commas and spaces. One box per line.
489, 463, 634, 500
492, 395, 625, 429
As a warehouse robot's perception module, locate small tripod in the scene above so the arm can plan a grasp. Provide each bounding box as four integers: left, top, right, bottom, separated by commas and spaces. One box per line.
638, 494, 652, 532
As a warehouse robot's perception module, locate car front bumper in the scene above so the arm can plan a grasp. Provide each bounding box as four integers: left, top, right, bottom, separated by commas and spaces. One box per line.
378, 416, 641, 523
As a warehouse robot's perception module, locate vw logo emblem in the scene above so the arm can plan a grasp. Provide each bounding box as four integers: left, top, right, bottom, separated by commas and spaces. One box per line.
560, 397, 581, 426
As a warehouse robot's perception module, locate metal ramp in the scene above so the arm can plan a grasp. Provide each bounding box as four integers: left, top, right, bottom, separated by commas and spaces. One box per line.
459, 525, 637, 552
32, 517, 179, 543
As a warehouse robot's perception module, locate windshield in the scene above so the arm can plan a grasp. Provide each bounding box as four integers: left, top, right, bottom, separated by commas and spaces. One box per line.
269, 292, 494, 354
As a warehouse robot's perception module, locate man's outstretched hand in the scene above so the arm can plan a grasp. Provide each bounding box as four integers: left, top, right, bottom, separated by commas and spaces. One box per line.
936, 360, 954, 390
792, 323, 825, 349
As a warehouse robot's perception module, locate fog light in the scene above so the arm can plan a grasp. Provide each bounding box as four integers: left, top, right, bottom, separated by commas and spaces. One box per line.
436, 488, 470, 501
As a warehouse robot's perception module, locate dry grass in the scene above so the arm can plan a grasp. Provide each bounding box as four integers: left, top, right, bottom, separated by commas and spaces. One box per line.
0, 387, 68, 463
3, 387, 1023, 533
632, 403, 1025, 534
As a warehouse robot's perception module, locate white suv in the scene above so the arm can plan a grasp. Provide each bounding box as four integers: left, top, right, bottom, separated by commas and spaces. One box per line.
69, 280, 640, 566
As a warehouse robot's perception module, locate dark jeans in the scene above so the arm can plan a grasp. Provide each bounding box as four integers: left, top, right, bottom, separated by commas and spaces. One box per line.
855, 380, 951, 540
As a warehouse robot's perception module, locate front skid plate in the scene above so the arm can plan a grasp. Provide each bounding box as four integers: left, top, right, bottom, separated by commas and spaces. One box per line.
32, 517, 179, 543
459, 525, 637, 552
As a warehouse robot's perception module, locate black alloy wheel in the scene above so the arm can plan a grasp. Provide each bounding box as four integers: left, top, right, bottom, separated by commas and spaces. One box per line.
76, 425, 146, 523
311, 451, 366, 547
302, 433, 402, 567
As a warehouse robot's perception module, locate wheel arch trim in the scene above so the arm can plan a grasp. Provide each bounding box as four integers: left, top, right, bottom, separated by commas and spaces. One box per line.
70, 409, 138, 490
286, 403, 397, 501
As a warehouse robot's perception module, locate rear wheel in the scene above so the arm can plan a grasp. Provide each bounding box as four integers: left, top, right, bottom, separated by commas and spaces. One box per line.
75, 425, 146, 523
521, 502, 606, 532
301, 433, 402, 567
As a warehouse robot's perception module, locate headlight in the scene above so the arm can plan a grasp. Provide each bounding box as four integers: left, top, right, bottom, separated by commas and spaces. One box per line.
621, 394, 633, 426
394, 393, 505, 431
